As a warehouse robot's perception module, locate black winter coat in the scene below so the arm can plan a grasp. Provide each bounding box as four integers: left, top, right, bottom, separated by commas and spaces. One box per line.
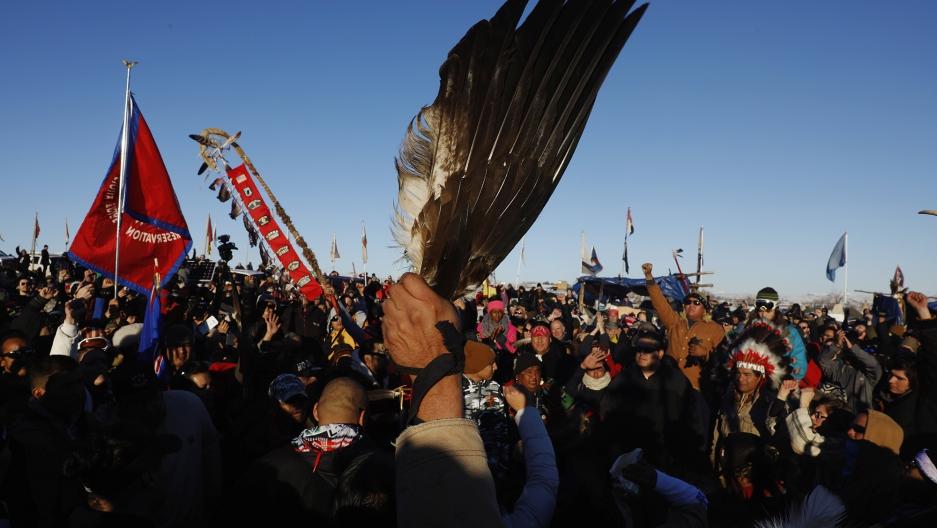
236, 436, 375, 525
599, 358, 704, 468
2, 401, 88, 528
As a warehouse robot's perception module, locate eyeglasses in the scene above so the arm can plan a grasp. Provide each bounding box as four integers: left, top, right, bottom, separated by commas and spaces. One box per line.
850, 423, 866, 435
684, 299, 703, 306
812, 411, 828, 421
755, 300, 776, 311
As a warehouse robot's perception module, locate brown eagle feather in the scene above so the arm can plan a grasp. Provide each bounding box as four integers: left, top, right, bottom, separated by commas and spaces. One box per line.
394, 0, 647, 299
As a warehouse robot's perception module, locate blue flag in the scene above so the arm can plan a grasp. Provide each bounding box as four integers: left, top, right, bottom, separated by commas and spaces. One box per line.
582, 246, 604, 275
826, 232, 847, 281
138, 284, 167, 381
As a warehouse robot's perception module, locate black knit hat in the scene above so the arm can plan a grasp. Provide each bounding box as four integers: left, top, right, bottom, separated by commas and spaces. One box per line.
164, 324, 193, 347
630, 323, 666, 352
513, 351, 542, 377
755, 287, 779, 303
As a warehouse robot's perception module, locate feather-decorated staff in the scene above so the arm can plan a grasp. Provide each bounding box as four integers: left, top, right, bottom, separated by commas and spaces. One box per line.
393, 0, 647, 299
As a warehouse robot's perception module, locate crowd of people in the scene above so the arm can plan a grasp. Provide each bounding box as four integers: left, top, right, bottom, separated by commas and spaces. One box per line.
1, 254, 936, 527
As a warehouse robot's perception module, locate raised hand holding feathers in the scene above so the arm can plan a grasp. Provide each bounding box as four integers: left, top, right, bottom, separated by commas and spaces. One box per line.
393, 0, 647, 299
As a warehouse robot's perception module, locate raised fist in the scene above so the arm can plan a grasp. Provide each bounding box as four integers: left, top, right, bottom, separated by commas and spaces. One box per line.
382, 273, 459, 371
642, 262, 653, 279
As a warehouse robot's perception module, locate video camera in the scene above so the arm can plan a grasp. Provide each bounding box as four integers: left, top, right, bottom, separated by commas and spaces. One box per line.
217, 234, 238, 263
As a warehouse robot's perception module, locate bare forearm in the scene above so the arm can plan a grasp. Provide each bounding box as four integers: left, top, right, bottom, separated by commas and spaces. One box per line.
416, 374, 463, 422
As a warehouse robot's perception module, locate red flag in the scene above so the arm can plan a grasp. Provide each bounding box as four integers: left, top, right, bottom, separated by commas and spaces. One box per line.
33, 213, 40, 240
226, 164, 322, 299
69, 96, 192, 295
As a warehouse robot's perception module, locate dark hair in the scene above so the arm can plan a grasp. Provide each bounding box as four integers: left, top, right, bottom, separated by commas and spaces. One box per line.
0, 329, 28, 350
887, 352, 918, 392
332, 451, 396, 526
813, 396, 854, 435
27, 355, 78, 391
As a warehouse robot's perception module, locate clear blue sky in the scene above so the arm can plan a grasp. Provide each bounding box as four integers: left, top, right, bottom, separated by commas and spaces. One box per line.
2, 1, 935, 297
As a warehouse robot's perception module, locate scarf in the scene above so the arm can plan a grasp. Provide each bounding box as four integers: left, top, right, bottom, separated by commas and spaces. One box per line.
480, 313, 510, 347
582, 372, 611, 391
292, 423, 361, 455
785, 408, 824, 456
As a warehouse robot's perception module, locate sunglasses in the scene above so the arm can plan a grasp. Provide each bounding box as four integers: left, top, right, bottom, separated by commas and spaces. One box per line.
850, 423, 866, 435
684, 299, 703, 306
755, 300, 776, 311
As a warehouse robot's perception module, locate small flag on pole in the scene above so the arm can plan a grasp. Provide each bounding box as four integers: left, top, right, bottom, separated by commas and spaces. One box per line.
622, 208, 634, 274
361, 223, 368, 265
622, 241, 630, 275
520, 237, 526, 267
139, 258, 168, 382
205, 215, 214, 256
65, 219, 70, 249
582, 246, 603, 275
330, 234, 341, 261
243, 214, 259, 247
33, 213, 41, 240
826, 232, 847, 281
891, 265, 905, 294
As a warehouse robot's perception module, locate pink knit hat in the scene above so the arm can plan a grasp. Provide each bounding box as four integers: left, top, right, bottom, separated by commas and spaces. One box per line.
487, 300, 505, 313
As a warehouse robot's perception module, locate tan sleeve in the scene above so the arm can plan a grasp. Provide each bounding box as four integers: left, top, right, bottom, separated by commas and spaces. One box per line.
396, 418, 505, 528
646, 280, 678, 330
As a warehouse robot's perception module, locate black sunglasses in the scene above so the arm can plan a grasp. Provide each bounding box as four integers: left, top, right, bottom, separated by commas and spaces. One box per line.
850, 423, 866, 434
684, 299, 703, 306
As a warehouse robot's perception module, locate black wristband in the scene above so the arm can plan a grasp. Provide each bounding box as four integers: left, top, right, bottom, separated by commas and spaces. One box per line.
405, 321, 466, 424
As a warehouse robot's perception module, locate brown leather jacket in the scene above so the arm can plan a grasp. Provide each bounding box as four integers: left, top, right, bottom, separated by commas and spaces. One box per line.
646, 280, 725, 390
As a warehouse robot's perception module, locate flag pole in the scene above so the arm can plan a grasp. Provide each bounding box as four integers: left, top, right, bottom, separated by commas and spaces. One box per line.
31, 212, 38, 258
580, 231, 586, 277
695, 226, 704, 285
621, 232, 627, 278
515, 237, 524, 286
843, 232, 848, 309
114, 59, 138, 299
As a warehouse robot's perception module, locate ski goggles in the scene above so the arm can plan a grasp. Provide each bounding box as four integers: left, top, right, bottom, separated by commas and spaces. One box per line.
755, 299, 776, 311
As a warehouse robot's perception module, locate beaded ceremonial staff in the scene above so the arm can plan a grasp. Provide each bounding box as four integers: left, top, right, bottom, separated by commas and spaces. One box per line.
189, 128, 325, 285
